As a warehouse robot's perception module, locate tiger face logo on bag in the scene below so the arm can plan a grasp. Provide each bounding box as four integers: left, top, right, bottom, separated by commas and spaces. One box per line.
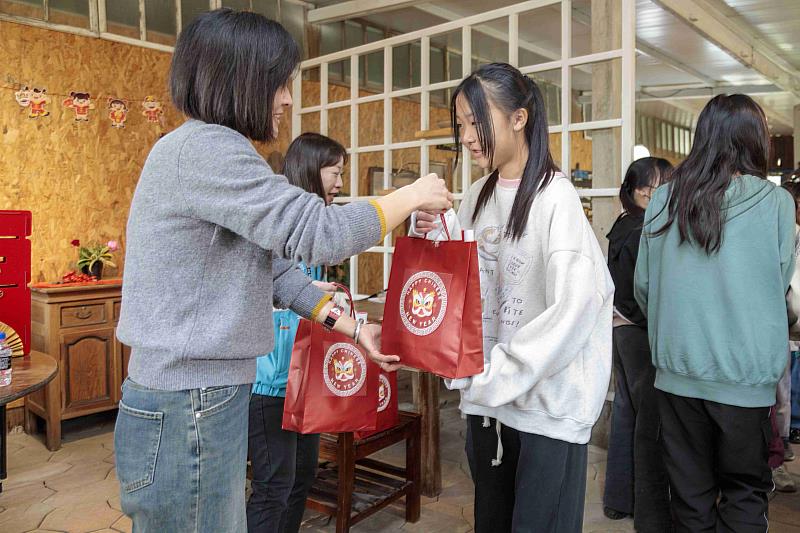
400, 271, 448, 336
377, 374, 391, 412
323, 343, 367, 397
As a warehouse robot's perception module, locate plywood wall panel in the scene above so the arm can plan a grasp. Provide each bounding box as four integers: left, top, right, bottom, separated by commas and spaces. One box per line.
0, 20, 181, 282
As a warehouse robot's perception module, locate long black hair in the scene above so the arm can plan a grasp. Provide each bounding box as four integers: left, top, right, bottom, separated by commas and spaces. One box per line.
451, 63, 560, 240
654, 94, 769, 253
170, 9, 300, 142
282, 133, 347, 201
620, 157, 673, 217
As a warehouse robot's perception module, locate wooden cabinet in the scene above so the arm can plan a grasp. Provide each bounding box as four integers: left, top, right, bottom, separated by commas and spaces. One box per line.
25, 283, 123, 450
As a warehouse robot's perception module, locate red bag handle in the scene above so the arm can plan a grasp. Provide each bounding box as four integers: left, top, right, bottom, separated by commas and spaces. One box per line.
331, 282, 357, 319
439, 213, 451, 240
424, 213, 451, 241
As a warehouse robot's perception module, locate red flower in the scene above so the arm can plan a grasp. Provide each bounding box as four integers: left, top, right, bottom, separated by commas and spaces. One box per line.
71, 239, 80, 247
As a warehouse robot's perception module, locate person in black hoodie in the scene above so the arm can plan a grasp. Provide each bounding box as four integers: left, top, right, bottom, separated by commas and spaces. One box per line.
603, 157, 673, 532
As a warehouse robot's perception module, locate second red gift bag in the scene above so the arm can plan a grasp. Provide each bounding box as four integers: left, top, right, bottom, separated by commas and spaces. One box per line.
382, 217, 484, 379
355, 368, 399, 440
282, 287, 380, 434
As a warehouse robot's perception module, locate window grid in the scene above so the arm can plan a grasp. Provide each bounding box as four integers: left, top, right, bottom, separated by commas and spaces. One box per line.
293, 0, 636, 297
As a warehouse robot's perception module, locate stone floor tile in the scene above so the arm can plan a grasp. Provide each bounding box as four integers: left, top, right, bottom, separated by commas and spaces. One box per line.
4, 461, 73, 491
110, 514, 132, 533
48, 441, 109, 466
0, 483, 56, 510
39, 502, 122, 533
107, 496, 121, 513
44, 462, 115, 492
0, 502, 56, 533
582, 503, 634, 532
41, 479, 119, 508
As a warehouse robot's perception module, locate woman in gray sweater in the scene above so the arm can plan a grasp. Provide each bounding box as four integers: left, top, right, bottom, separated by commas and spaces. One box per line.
114, 9, 451, 532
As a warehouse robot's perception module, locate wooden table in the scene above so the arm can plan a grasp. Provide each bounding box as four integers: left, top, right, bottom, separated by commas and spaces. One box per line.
0, 351, 58, 492
356, 299, 442, 498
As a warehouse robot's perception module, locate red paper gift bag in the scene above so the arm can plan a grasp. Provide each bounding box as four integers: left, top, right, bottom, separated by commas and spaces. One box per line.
355, 368, 399, 440
382, 217, 484, 379
282, 287, 379, 434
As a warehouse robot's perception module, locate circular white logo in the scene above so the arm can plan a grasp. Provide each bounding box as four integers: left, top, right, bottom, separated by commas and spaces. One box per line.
323, 343, 367, 397
377, 374, 391, 413
399, 271, 448, 336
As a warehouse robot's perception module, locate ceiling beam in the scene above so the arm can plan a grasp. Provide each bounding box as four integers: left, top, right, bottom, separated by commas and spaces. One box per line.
308, 0, 428, 24
637, 83, 786, 101
650, 0, 800, 100
635, 41, 717, 87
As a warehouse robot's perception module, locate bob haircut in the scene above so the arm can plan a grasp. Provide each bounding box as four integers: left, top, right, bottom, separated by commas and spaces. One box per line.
169, 8, 300, 142
282, 133, 348, 201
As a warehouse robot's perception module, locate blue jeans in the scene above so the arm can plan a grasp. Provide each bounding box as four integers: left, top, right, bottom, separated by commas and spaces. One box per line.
114, 378, 250, 532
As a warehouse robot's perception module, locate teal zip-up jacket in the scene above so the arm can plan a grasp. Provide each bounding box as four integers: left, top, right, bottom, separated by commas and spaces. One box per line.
252, 263, 324, 397
634, 175, 796, 407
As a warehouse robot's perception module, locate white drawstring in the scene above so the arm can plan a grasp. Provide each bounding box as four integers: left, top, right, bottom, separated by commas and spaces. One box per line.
492, 419, 504, 467
481, 416, 503, 466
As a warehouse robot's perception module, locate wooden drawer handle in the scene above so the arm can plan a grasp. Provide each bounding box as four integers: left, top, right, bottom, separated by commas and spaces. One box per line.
75, 307, 93, 320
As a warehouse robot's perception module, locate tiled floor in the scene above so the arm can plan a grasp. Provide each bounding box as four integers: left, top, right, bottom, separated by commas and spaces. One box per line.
1, 401, 799, 533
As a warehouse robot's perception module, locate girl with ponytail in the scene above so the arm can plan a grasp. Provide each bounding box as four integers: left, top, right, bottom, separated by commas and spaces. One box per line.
413, 63, 614, 532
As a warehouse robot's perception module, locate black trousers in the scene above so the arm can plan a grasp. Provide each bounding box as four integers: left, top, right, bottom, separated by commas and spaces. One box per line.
466, 415, 587, 533
246, 394, 320, 533
657, 390, 772, 533
604, 326, 673, 532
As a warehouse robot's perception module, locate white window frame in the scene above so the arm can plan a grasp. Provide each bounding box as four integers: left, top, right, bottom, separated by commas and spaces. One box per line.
0, 0, 310, 52
292, 0, 636, 298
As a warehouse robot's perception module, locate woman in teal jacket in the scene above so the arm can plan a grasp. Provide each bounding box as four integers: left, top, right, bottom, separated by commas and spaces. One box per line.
635, 94, 796, 532
247, 133, 347, 533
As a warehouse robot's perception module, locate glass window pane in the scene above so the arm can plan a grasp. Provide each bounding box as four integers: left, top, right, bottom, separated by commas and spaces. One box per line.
430, 47, 445, 85
1, 0, 44, 20
344, 20, 363, 49
106, 0, 140, 39
472, 19, 507, 71
518, 5, 560, 68
252, 0, 276, 19
321, 22, 342, 55
49, 0, 90, 29
181, 0, 210, 32
145, 0, 177, 45
432, 30, 462, 82
282, 1, 306, 58
410, 42, 421, 88
222, 0, 250, 10
393, 45, 411, 90
365, 50, 383, 90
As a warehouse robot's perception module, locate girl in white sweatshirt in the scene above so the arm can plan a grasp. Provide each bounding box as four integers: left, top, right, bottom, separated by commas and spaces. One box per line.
414, 63, 613, 533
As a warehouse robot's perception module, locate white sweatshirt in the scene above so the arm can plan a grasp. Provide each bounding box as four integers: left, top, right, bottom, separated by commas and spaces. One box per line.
413, 174, 613, 444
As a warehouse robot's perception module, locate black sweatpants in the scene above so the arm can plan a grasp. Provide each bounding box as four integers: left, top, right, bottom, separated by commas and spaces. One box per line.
247, 394, 320, 533
657, 390, 773, 533
604, 325, 672, 531
465, 415, 587, 533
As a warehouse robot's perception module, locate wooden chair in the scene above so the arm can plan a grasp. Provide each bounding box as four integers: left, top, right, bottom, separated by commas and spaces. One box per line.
306, 411, 421, 533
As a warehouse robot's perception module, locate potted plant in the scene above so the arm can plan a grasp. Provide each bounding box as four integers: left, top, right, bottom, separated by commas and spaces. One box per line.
71, 239, 118, 280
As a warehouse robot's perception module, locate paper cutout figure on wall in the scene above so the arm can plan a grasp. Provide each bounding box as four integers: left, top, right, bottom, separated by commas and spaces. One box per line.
141, 96, 164, 124
108, 98, 129, 128
15, 86, 51, 118
63, 92, 95, 122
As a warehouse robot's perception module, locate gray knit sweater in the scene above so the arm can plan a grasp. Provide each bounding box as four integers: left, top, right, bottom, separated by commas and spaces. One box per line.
117, 120, 385, 390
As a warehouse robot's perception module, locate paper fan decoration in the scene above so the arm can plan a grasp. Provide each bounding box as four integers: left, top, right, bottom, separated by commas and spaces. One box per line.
0, 321, 24, 357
